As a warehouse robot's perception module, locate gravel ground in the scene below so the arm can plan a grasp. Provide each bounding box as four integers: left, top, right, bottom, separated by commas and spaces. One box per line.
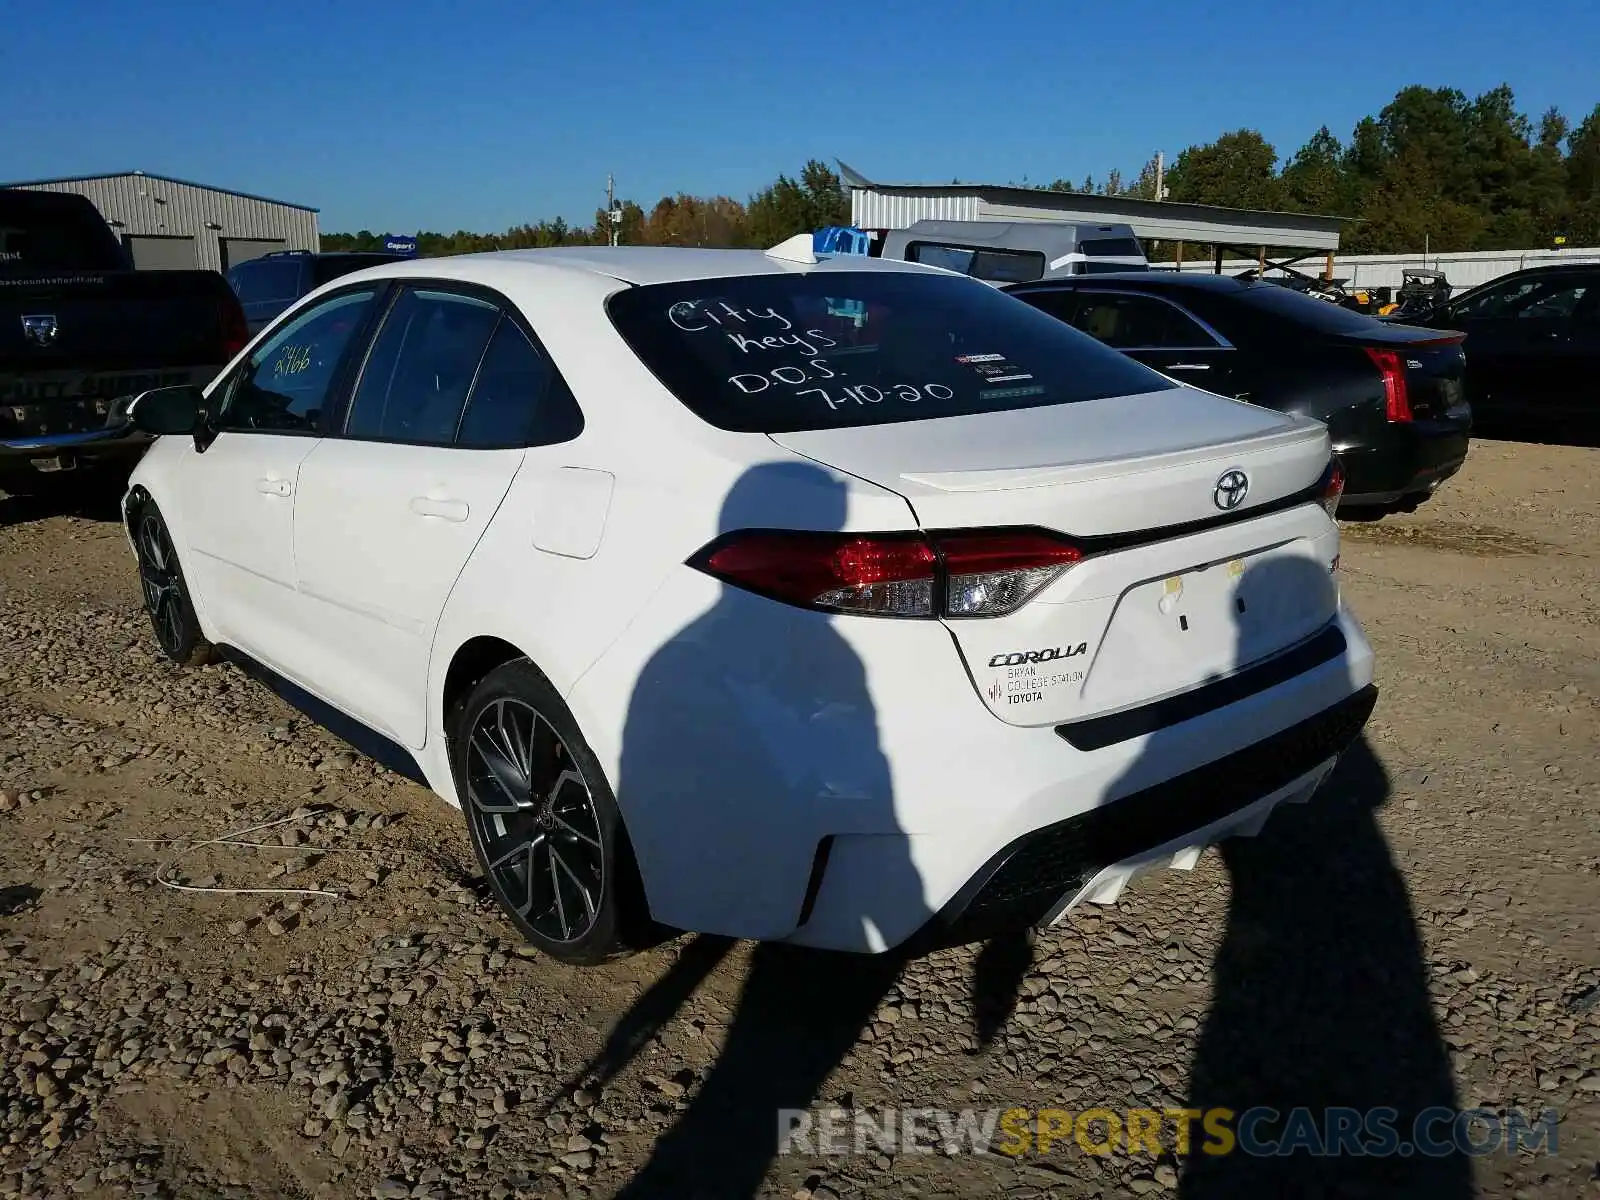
1, 439, 1597, 1200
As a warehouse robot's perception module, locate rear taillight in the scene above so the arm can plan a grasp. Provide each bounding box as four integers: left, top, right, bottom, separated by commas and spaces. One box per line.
690, 528, 1084, 619
220, 297, 249, 359
693, 532, 937, 617
1363, 346, 1412, 422
934, 531, 1084, 617
1318, 456, 1345, 519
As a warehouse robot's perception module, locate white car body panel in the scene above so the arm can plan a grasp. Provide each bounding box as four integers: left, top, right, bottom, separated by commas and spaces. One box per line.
171, 431, 315, 675
293, 440, 525, 747
125, 246, 1377, 955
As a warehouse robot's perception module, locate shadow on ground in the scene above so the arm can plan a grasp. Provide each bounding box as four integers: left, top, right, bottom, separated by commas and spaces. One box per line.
1179, 736, 1474, 1198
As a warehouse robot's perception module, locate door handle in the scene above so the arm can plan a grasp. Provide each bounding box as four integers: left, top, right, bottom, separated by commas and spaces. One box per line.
255, 476, 293, 497
410, 495, 470, 522
1166, 362, 1211, 370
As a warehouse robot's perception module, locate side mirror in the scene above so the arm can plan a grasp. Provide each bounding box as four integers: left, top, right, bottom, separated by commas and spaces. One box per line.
128, 385, 205, 436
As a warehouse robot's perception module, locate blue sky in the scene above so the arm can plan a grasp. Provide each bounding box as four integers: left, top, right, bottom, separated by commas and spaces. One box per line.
3, 0, 1596, 234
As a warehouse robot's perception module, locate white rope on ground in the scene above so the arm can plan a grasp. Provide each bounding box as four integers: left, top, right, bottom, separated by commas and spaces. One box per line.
146, 807, 368, 899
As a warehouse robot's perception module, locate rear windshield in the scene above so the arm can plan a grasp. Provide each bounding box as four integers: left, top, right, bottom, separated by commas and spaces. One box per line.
313, 254, 400, 286
1234, 281, 1393, 335
0, 199, 126, 273
606, 269, 1176, 433
230, 258, 303, 302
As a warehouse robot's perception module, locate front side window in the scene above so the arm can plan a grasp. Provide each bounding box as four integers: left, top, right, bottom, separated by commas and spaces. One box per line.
1449, 275, 1592, 322
1070, 292, 1215, 349
345, 288, 500, 445
213, 288, 379, 433
606, 269, 1176, 434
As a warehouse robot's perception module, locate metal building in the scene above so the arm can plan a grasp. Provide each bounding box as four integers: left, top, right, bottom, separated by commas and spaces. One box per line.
1, 170, 319, 273
840, 161, 1348, 269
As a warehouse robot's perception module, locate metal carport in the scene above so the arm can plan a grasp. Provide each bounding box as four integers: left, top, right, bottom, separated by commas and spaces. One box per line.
840, 161, 1350, 277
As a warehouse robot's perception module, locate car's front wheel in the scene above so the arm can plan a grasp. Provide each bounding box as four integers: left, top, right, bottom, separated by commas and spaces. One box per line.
449, 660, 648, 965
131, 496, 213, 667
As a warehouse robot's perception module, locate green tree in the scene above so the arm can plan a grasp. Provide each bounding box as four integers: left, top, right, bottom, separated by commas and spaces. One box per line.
1281, 126, 1350, 214
745, 159, 848, 245
1566, 104, 1600, 240
1165, 129, 1284, 210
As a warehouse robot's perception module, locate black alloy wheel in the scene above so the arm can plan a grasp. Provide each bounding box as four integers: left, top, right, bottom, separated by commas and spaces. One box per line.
452, 660, 646, 963
132, 498, 212, 666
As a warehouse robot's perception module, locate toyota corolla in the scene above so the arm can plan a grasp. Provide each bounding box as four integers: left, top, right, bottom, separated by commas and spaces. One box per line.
120, 239, 1375, 963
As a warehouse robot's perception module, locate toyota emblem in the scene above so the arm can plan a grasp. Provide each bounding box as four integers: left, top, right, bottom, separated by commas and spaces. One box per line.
1213, 469, 1249, 511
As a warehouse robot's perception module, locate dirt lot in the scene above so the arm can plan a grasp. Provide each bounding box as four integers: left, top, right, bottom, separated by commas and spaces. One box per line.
1, 439, 1597, 1200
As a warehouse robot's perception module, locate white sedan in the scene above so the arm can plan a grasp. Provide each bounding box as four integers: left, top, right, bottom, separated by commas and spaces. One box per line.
122, 238, 1374, 963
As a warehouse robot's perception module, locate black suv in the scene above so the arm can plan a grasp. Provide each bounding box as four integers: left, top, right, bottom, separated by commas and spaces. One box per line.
226, 250, 408, 334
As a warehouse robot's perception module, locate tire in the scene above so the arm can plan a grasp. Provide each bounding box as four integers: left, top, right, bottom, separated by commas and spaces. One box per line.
449, 659, 648, 965
130, 497, 213, 667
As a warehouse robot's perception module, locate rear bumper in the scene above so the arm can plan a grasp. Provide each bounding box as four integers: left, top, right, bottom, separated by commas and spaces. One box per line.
1336, 416, 1470, 506
913, 684, 1376, 947
786, 608, 1375, 953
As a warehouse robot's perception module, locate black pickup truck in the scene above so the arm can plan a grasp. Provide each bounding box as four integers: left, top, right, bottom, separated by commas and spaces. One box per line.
0, 188, 247, 497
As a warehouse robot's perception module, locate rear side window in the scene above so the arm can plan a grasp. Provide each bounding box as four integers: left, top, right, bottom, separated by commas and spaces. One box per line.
905, 242, 1045, 284
345, 288, 500, 445
456, 319, 584, 448
606, 270, 1176, 433
1014, 289, 1080, 323
231, 259, 304, 304
1069, 292, 1217, 349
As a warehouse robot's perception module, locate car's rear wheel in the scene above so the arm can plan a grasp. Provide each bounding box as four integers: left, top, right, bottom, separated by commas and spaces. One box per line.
450, 660, 647, 965
132, 498, 213, 667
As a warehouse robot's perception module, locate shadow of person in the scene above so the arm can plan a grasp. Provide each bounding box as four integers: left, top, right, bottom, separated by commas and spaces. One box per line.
1173, 554, 1472, 1197
602, 461, 927, 1198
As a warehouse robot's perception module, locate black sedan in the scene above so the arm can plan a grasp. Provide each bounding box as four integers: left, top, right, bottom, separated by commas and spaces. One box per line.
1005, 273, 1472, 513
1402, 263, 1600, 446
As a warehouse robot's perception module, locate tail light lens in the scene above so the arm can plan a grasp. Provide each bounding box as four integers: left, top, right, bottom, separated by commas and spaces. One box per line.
690, 528, 1084, 619
1318, 456, 1345, 519
692, 532, 938, 617
935, 531, 1084, 617
219, 296, 249, 359
1363, 346, 1412, 422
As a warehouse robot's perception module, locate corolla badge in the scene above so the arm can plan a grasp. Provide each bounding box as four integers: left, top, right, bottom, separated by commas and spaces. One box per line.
21, 314, 58, 347
1213, 468, 1249, 511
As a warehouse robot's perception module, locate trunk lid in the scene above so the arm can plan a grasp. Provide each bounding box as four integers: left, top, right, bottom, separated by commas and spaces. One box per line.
1334, 322, 1468, 422
770, 386, 1340, 727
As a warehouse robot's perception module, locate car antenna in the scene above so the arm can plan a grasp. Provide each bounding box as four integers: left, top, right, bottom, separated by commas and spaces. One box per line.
764, 233, 817, 265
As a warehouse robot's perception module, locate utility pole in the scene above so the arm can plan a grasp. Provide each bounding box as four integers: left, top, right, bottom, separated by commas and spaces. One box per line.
1154, 151, 1166, 202
606, 173, 620, 247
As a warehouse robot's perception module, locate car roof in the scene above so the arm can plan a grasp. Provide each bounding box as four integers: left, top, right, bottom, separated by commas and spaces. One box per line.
1008, 271, 1276, 294
358, 245, 943, 287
